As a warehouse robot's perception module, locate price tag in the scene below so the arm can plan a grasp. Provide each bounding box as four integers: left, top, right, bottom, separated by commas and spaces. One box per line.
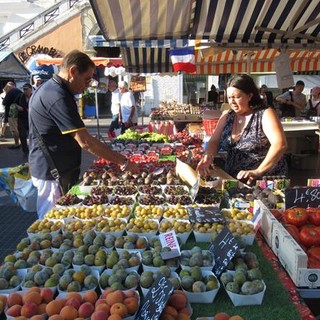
209, 226, 240, 277
136, 275, 174, 320
187, 206, 225, 223
285, 187, 320, 209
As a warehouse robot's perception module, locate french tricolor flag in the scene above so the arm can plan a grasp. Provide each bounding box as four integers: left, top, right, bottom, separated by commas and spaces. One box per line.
170, 47, 196, 73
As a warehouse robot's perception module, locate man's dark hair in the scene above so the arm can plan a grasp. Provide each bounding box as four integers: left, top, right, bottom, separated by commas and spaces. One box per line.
61, 50, 95, 74
296, 80, 305, 86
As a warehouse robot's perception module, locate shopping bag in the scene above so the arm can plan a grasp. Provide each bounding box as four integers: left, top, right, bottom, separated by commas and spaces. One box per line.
14, 177, 37, 212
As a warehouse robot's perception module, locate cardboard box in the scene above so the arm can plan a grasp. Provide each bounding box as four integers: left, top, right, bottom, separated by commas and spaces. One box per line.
271, 222, 316, 287
256, 200, 278, 247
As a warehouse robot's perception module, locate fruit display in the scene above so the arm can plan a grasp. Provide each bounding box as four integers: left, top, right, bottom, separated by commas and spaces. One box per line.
179, 247, 214, 270
109, 195, 135, 206
99, 267, 140, 291
62, 219, 96, 234
135, 204, 164, 220
0, 262, 24, 291
141, 249, 179, 270
102, 204, 132, 219
194, 186, 222, 205
220, 251, 266, 306
179, 267, 220, 303
139, 268, 181, 295
95, 217, 127, 234
221, 208, 254, 221
160, 289, 192, 319
113, 234, 148, 252
55, 193, 82, 206
125, 218, 159, 238
159, 219, 193, 243
162, 203, 189, 219
138, 194, 166, 206
27, 219, 62, 235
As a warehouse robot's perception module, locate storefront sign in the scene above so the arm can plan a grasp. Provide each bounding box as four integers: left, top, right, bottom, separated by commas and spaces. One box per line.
18, 45, 62, 63
130, 76, 146, 92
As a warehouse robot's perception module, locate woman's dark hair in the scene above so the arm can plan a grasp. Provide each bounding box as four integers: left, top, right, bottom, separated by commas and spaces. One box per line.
227, 74, 263, 107
61, 50, 95, 73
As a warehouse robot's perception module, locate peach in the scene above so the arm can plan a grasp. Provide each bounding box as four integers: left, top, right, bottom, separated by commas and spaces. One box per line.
65, 297, 81, 310
7, 292, 23, 307
48, 315, 64, 320
78, 302, 95, 318
108, 314, 122, 320
59, 305, 79, 320
214, 312, 231, 320
91, 310, 109, 320
124, 296, 139, 315
83, 290, 98, 305
46, 300, 64, 316
30, 315, 46, 320
95, 301, 111, 314
6, 304, 22, 317
21, 301, 38, 318
106, 290, 124, 306
110, 302, 128, 318
41, 287, 54, 303
23, 291, 42, 305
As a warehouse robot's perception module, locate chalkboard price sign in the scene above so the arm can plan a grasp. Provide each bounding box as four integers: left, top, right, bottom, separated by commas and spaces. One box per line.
187, 206, 225, 223
136, 275, 174, 320
209, 226, 240, 277
285, 187, 320, 209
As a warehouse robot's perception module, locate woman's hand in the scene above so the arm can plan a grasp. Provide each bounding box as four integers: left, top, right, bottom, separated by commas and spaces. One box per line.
196, 154, 214, 177
236, 169, 261, 185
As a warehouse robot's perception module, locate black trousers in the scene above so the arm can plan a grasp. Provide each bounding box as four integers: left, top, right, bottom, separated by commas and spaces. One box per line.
18, 117, 29, 155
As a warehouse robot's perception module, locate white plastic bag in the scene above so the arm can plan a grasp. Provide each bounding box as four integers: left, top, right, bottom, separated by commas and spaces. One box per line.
14, 177, 37, 212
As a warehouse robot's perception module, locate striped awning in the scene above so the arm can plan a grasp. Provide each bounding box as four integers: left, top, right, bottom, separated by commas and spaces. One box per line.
90, 0, 320, 47
36, 57, 123, 67
195, 48, 320, 74
89, 0, 320, 74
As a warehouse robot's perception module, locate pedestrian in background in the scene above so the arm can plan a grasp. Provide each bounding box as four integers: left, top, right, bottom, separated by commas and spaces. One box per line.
275, 80, 307, 117
28, 50, 139, 218
208, 84, 219, 106
0, 88, 8, 141
260, 84, 274, 108
2, 82, 22, 149
118, 81, 138, 133
306, 86, 320, 117
108, 79, 121, 138
32, 75, 42, 91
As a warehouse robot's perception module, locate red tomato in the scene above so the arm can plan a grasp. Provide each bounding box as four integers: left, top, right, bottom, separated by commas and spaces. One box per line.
307, 246, 320, 261
307, 255, 320, 269
299, 225, 320, 248
270, 209, 284, 221
307, 208, 320, 226
284, 208, 308, 227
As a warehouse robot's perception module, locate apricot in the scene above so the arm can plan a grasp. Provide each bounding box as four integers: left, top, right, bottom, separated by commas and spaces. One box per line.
91, 310, 109, 320
124, 296, 139, 315
229, 316, 244, 320
23, 291, 42, 305
179, 307, 192, 316
59, 305, 79, 320
110, 302, 128, 317
167, 292, 187, 310
214, 312, 231, 320
95, 301, 111, 314
27, 287, 41, 293
78, 301, 95, 318
21, 301, 38, 318
124, 289, 139, 299
162, 305, 178, 318
108, 314, 123, 320
30, 315, 46, 320
106, 290, 124, 305
7, 292, 23, 307
0, 294, 7, 306
65, 297, 81, 310
6, 304, 22, 317
48, 315, 64, 320
83, 290, 98, 305
46, 300, 64, 316
100, 288, 113, 299
37, 303, 47, 314
41, 287, 54, 303
65, 292, 83, 305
